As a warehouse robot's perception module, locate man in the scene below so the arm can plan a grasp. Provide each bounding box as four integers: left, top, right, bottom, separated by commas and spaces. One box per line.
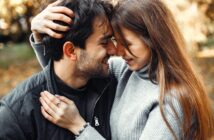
0, 0, 117, 139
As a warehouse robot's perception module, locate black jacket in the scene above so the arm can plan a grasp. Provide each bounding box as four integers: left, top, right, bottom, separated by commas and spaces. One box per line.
0, 61, 116, 140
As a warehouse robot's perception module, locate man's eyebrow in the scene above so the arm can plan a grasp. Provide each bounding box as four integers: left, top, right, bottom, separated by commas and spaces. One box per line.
104, 34, 113, 39
99, 34, 113, 42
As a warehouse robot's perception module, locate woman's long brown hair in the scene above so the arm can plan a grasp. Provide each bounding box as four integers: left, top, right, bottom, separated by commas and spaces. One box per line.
112, 0, 214, 139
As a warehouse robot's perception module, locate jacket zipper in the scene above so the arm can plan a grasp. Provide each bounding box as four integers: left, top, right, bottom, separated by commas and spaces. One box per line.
94, 116, 100, 126
90, 81, 111, 125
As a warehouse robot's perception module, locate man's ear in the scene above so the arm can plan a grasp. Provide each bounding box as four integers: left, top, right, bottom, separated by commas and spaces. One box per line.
63, 41, 77, 60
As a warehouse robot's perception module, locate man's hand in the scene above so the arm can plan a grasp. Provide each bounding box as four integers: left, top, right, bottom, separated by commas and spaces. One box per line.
31, 0, 74, 42
40, 91, 86, 135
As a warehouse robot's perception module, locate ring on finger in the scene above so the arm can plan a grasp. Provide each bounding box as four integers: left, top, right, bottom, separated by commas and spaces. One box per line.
56, 101, 61, 107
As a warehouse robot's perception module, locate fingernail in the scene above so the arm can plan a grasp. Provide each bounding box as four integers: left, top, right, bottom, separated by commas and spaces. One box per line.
43, 91, 48, 95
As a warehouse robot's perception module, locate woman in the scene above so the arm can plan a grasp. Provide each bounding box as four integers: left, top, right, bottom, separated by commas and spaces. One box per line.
32, 0, 214, 139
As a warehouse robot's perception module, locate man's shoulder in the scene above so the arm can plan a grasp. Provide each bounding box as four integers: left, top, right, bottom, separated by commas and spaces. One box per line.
1, 70, 46, 109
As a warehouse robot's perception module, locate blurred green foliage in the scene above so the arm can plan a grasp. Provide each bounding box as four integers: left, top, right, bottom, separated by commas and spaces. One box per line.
0, 43, 34, 68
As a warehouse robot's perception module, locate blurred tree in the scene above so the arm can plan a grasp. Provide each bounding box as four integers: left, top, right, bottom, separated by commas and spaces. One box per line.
0, 0, 41, 43
0, 0, 213, 51
163, 0, 214, 54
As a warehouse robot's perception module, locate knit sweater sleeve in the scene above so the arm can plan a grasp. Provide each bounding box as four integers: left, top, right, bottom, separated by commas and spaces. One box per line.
109, 57, 127, 80
29, 34, 50, 69
76, 125, 106, 140
139, 98, 183, 140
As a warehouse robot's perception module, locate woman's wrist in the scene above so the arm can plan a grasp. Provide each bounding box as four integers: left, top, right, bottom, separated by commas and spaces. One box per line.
75, 122, 90, 137
68, 119, 87, 135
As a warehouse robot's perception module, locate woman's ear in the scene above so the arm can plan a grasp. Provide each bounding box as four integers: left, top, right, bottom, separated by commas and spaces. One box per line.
63, 41, 77, 60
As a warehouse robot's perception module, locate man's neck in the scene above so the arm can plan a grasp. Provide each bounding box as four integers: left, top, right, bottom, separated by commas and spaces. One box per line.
53, 61, 89, 89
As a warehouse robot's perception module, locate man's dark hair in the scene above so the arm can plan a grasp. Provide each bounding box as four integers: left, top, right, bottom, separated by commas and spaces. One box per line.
43, 0, 113, 61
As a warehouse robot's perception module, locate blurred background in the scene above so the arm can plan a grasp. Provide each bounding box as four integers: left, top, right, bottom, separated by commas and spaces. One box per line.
0, 0, 214, 108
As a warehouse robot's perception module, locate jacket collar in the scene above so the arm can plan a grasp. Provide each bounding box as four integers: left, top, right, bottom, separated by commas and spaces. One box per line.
43, 60, 59, 95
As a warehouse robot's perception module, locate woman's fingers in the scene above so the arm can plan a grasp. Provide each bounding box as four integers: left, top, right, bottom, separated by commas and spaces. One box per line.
56, 95, 73, 105
44, 28, 64, 38
46, 13, 72, 25
45, 20, 70, 32
41, 106, 55, 121
39, 97, 57, 118
45, 10, 73, 24
40, 91, 60, 111
49, 6, 74, 18
43, 91, 58, 101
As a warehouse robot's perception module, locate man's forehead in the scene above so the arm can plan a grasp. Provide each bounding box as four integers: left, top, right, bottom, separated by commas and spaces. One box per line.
89, 16, 113, 42
93, 15, 109, 26
93, 17, 112, 31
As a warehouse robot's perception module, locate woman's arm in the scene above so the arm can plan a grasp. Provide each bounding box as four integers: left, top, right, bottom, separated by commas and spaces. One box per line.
30, 35, 49, 68
40, 91, 105, 139
30, 0, 73, 68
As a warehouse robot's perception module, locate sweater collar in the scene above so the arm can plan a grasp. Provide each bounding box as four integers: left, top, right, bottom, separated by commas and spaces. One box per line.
135, 64, 150, 79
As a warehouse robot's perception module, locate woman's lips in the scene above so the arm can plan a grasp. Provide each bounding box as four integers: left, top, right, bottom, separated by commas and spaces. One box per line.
125, 58, 133, 65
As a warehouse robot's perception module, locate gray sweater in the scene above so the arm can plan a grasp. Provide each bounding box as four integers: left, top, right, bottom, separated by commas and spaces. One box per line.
30, 36, 183, 140
108, 57, 182, 140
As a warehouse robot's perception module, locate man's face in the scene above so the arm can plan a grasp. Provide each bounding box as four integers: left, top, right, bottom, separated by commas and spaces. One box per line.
76, 17, 116, 78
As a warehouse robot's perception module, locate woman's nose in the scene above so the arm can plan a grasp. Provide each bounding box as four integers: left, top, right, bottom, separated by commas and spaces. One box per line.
116, 44, 125, 57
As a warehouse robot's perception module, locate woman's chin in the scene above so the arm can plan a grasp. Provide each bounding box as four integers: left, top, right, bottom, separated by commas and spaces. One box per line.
128, 65, 139, 71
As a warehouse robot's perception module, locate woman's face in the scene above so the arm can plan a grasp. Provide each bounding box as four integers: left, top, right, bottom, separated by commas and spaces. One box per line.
114, 27, 151, 71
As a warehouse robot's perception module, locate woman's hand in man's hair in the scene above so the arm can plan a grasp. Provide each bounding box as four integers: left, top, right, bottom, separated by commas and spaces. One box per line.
31, 0, 74, 42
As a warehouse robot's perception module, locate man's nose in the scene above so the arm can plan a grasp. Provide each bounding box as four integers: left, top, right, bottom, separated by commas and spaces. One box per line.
107, 41, 117, 56
116, 44, 125, 57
